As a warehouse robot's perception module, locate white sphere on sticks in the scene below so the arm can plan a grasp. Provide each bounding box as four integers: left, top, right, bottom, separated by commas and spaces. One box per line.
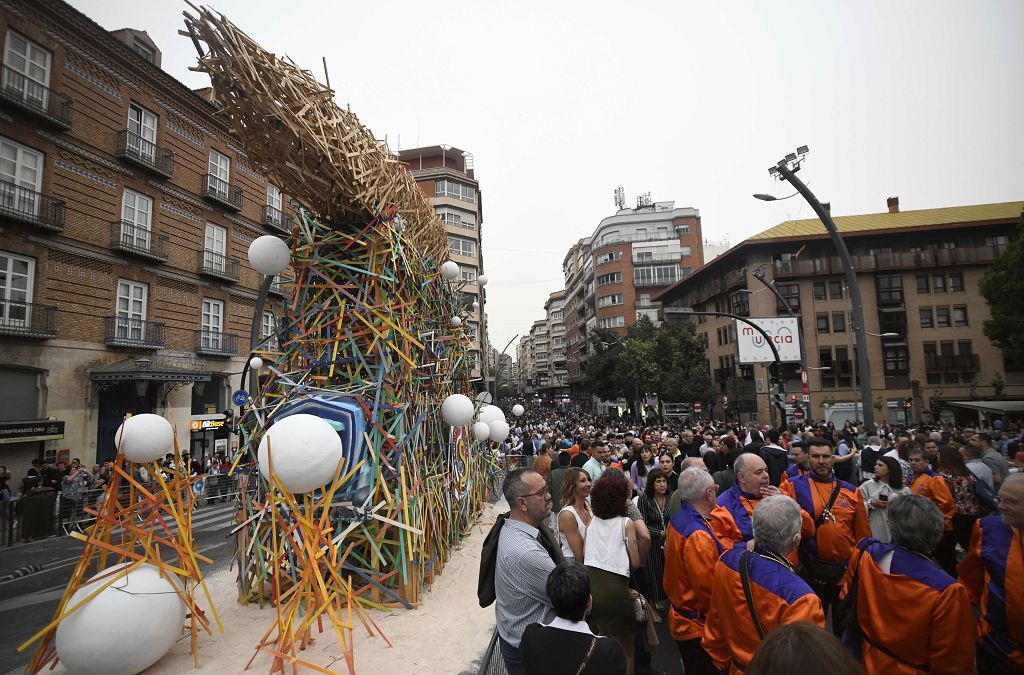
441, 394, 475, 427
450, 316, 463, 327
472, 421, 491, 442
115, 414, 174, 464
488, 420, 510, 442
439, 261, 459, 280
476, 274, 488, 287
247, 235, 291, 275
257, 414, 343, 493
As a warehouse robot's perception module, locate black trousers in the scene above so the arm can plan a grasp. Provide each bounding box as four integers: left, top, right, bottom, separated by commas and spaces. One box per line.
806, 578, 843, 636
676, 637, 717, 675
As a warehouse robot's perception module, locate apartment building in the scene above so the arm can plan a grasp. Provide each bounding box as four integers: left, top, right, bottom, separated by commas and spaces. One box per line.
0, 0, 299, 475
655, 198, 1024, 425
398, 145, 488, 384
539, 290, 568, 401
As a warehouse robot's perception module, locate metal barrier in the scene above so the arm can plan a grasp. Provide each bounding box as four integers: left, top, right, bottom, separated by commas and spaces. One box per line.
478, 628, 507, 675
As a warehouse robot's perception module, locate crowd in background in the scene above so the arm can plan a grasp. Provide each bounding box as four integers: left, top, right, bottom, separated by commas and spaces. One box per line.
488, 404, 1023, 675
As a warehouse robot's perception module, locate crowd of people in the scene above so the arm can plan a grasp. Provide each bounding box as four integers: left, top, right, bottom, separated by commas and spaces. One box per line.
486, 406, 1023, 675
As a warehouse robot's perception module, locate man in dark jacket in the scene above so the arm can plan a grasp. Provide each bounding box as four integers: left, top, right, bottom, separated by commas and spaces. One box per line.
758, 429, 789, 487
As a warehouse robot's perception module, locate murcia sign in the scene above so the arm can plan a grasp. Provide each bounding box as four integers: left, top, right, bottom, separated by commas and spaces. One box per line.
735, 317, 802, 364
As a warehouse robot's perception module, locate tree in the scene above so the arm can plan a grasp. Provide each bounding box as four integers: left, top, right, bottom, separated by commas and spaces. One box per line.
582, 328, 630, 402
979, 213, 1024, 366
656, 321, 713, 406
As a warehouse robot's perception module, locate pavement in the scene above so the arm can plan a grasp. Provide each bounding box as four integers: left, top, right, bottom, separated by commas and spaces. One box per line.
0, 501, 239, 675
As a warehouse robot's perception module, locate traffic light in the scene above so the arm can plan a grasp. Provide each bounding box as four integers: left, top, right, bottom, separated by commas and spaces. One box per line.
768, 362, 783, 386
790, 394, 798, 404
903, 397, 913, 409
770, 392, 785, 407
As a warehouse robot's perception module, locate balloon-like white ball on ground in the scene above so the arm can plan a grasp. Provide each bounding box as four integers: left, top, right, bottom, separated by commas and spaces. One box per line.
249, 356, 264, 370
56, 563, 185, 675
115, 413, 173, 464
472, 421, 491, 442
476, 274, 488, 287
512, 404, 525, 417
257, 414, 343, 493
488, 420, 510, 442
439, 261, 459, 280
450, 316, 463, 327
441, 393, 475, 427
247, 235, 291, 275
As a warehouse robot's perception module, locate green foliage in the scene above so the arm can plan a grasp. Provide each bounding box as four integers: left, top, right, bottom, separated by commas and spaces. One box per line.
979, 214, 1024, 366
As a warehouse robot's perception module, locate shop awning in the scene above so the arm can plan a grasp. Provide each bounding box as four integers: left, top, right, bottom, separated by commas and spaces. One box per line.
947, 400, 1024, 414
89, 355, 212, 384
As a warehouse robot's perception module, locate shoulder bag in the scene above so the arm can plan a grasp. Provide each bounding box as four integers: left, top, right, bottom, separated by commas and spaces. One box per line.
739, 549, 766, 640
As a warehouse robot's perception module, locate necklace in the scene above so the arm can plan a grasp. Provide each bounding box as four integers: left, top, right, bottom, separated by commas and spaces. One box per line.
811, 477, 839, 524
752, 545, 794, 572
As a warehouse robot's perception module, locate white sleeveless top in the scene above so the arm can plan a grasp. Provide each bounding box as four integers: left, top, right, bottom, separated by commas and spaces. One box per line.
558, 505, 587, 561
584, 516, 629, 577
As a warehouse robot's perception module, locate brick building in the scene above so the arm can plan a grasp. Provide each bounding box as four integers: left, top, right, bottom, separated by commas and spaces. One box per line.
655, 198, 1024, 425
0, 0, 293, 477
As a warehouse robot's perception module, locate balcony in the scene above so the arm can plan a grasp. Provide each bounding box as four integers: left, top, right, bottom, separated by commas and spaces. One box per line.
195, 330, 238, 357
634, 277, 679, 288
115, 130, 174, 178
201, 174, 243, 211
633, 254, 682, 265
198, 250, 240, 283
110, 221, 168, 263
0, 179, 65, 231
925, 354, 981, 373
262, 204, 289, 233
0, 66, 72, 128
268, 275, 292, 297
104, 317, 165, 350
773, 246, 1003, 279
0, 300, 57, 338
595, 232, 680, 248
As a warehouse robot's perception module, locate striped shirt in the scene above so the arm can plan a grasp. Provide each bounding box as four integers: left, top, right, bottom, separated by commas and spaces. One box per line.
495, 518, 556, 647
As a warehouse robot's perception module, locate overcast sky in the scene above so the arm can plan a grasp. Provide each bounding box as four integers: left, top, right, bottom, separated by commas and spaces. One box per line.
72, 0, 1023, 360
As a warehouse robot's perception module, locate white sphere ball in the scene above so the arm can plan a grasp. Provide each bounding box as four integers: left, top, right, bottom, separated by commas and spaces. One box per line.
450, 316, 463, 327
257, 414, 343, 493
479, 405, 505, 425
488, 420, 510, 442
472, 301, 479, 312
249, 356, 264, 371
56, 563, 185, 675
512, 404, 525, 417
441, 394, 475, 427
247, 235, 291, 275
115, 414, 173, 464
472, 421, 491, 442
477, 274, 489, 287
439, 261, 460, 280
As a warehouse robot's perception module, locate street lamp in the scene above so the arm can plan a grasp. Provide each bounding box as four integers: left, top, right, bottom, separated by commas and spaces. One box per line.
756, 145, 877, 432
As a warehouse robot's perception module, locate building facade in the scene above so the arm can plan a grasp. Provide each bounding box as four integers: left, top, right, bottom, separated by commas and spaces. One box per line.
398, 145, 488, 385
539, 290, 568, 401
655, 198, 1024, 425
0, 0, 299, 477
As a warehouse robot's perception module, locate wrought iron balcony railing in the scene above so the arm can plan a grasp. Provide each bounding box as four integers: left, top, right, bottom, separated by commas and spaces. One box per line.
0, 178, 65, 231
104, 317, 165, 349
0, 66, 72, 128
202, 174, 243, 211
195, 330, 238, 357
262, 204, 288, 232
115, 130, 174, 178
110, 220, 168, 262
0, 300, 57, 338
198, 250, 240, 283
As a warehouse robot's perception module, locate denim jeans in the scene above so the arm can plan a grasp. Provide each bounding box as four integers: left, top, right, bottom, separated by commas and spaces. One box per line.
498, 636, 527, 675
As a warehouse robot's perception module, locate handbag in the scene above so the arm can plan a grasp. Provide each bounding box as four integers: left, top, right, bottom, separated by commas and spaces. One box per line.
574, 637, 598, 675
620, 516, 648, 623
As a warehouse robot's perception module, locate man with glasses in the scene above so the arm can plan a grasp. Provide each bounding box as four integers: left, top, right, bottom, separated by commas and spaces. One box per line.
495, 468, 562, 675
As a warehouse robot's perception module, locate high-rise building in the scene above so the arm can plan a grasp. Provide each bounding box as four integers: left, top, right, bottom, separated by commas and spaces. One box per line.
540, 290, 568, 401
0, 0, 294, 475
656, 198, 1023, 425
398, 145, 487, 384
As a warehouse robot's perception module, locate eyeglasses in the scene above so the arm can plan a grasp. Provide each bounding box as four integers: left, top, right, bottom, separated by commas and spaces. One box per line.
519, 487, 550, 500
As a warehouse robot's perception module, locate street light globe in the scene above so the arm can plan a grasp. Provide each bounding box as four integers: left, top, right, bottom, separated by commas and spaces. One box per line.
450, 316, 463, 327
248, 356, 264, 371
477, 274, 489, 287
248, 235, 290, 275
440, 261, 459, 280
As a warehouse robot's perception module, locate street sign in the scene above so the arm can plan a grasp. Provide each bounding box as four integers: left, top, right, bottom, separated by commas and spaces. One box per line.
794, 408, 805, 421
693, 401, 702, 412
722, 396, 729, 408
802, 394, 811, 403
232, 390, 251, 406
735, 317, 802, 364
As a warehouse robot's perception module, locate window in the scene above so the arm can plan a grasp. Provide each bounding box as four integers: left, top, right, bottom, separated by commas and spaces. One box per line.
132, 39, 155, 63
201, 298, 224, 349
595, 250, 621, 265
986, 235, 1010, 256
120, 189, 152, 249
680, 246, 692, 257
730, 291, 749, 316
596, 272, 622, 287
828, 280, 844, 299
777, 283, 800, 312
816, 313, 830, 334
4, 30, 52, 107
919, 307, 934, 328
552, 310, 564, 320
935, 306, 950, 328
953, 305, 968, 327
832, 312, 846, 332
601, 231, 620, 246
633, 265, 678, 286
437, 207, 475, 229
267, 183, 282, 211
0, 137, 44, 215
127, 104, 158, 160
916, 274, 929, 294
447, 235, 476, 257
883, 344, 909, 375
115, 280, 147, 340
598, 315, 625, 329
634, 251, 653, 262
204, 223, 227, 272
813, 282, 826, 301
434, 178, 476, 203
207, 150, 230, 198
597, 293, 623, 308
0, 251, 34, 328
261, 311, 278, 350
948, 272, 964, 292
678, 225, 690, 235
932, 273, 946, 293
876, 274, 903, 304
460, 265, 477, 282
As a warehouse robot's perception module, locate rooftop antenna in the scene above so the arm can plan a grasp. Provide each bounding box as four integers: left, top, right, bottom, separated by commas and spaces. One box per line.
614, 186, 625, 210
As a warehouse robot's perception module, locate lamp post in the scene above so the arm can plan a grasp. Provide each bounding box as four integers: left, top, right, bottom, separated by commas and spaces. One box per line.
663, 306, 787, 426
242, 235, 291, 400
492, 334, 518, 406
756, 146, 877, 433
